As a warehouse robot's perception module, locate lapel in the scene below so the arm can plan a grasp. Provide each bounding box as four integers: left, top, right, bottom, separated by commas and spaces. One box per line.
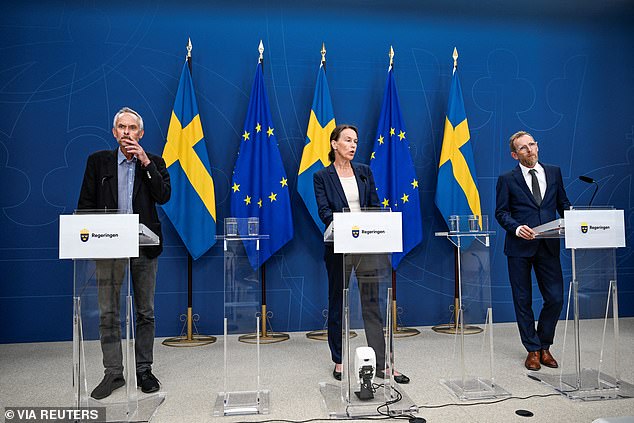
541, 164, 556, 204
326, 164, 348, 208
106, 149, 119, 207
133, 160, 143, 200
512, 165, 539, 207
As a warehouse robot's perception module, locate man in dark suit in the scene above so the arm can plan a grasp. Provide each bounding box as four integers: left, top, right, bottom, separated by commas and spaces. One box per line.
495, 131, 571, 371
78, 107, 171, 399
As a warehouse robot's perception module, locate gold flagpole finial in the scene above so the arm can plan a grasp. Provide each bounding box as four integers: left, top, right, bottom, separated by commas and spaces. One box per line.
187, 38, 192, 58
321, 42, 326, 64
258, 40, 264, 63
453, 47, 458, 71
389, 45, 394, 67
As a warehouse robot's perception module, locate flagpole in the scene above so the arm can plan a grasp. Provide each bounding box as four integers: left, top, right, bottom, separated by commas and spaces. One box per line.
306, 43, 329, 342
432, 48, 482, 335
239, 40, 289, 344
163, 38, 216, 347
304, 44, 359, 342
387, 46, 419, 338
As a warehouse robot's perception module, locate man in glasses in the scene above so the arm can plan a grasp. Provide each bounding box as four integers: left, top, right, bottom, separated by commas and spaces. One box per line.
78, 107, 171, 399
495, 131, 571, 371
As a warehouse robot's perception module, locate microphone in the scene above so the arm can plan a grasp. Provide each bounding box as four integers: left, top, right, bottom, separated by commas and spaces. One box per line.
359, 175, 368, 206
578, 175, 599, 206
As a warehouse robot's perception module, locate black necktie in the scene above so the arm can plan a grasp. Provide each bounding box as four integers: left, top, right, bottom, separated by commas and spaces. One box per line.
529, 169, 542, 206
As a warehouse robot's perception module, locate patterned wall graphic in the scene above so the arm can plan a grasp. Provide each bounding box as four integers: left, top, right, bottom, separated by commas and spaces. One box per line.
1, 1, 632, 342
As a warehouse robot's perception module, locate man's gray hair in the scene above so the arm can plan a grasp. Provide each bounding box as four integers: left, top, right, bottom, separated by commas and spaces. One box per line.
113, 107, 144, 130
509, 130, 533, 153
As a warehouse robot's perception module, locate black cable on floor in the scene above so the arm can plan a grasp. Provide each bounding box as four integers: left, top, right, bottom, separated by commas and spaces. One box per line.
238, 385, 415, 423
233, 391, 567, 423
418, 392, 561, 409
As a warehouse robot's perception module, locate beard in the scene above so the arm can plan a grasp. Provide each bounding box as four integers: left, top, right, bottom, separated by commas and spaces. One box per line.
519, 155, 538, 168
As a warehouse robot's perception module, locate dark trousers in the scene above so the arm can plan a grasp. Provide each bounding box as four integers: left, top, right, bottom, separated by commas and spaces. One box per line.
507, 242, 564, 352
325, 247, 387, 366
95, 254, 158, 376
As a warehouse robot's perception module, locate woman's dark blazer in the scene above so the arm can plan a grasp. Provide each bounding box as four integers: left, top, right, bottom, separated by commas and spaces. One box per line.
313, 162, 380, 228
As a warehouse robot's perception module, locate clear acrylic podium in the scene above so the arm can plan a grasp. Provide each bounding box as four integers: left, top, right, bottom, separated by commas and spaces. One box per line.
61, 211, 165, 422
320, 210, 418, 418
435, 215, 510, 400
213, 217, 270, 416
531, 207, 633, 400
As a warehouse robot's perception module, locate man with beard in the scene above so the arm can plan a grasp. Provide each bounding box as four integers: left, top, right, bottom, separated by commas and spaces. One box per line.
495, 131, 571, 371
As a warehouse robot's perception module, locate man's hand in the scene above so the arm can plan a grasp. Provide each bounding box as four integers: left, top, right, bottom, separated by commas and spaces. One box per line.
122, 137, 150, 167
516, 224, 536, 240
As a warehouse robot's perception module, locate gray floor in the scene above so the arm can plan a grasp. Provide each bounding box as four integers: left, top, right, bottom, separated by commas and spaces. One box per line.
2, 319, 634, 422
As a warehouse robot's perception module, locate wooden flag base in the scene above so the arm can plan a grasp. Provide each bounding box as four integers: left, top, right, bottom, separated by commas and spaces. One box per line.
391, 300, 421, 338
306, 329, 358, 341
238, 304, 290, 344
239, 331, 289, 344
432, 298, 482, 335
162, 307, 216, 347
394, 326, 421, 337
431, 323, 483, 335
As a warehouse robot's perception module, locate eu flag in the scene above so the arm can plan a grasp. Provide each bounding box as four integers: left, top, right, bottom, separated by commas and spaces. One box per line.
230, 61, 293, 267
370, 64, 423, 268
297, 62, 336, 233
162, 61, 216, 260
434, 65, 481, 229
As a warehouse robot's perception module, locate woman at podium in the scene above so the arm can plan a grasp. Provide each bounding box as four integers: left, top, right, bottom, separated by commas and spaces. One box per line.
313, 124, 409, 384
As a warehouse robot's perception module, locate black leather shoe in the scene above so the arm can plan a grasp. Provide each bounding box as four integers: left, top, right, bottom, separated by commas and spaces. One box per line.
91, 373, 125, 399
333, 366, 342, 381
137, 370, 160, 393
376, 370, 410, 384
393, 374, 410, 384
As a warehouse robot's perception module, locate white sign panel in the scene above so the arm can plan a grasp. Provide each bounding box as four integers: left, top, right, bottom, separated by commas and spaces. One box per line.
59, 214, 139, 259
334, 212, 403, 253
564, 209, 625, 249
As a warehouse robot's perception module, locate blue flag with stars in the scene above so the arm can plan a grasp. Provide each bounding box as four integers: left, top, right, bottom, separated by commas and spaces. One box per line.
230, 62, 293, 267
370, 65, 423, 268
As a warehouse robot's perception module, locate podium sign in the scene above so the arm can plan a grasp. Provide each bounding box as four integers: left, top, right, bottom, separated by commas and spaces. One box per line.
564, 209, 625, 249
59, 214, 139, 259
333, 212, 402, 254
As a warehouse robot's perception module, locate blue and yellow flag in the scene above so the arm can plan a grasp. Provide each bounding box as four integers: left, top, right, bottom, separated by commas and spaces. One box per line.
230, 61, 293, 267
370, 65, 422, 268
297, 62, 336, 233
162, 61, 217, 259
434, 66, 481, 229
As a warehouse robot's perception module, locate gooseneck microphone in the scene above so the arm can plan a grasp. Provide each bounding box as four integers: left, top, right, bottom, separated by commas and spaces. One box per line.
578, 175, 599, 206
359, 175, 368, 202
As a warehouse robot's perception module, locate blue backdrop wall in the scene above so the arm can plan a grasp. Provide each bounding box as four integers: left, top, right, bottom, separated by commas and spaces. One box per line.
1, 0, 633, 343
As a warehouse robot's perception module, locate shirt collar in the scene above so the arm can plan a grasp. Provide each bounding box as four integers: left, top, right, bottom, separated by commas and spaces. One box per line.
519, 161, 543, 177
117, 147, 137, 165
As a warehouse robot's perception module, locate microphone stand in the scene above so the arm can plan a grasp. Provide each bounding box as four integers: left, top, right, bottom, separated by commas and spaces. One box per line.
579, 176, 599, 206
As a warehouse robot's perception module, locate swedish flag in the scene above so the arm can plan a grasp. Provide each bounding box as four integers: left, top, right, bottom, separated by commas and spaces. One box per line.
434, 64, 481, 229
297, 62, 336, 233
230, 61, 293, 267
162, 61, 216, 259
370, 64, 422, 268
